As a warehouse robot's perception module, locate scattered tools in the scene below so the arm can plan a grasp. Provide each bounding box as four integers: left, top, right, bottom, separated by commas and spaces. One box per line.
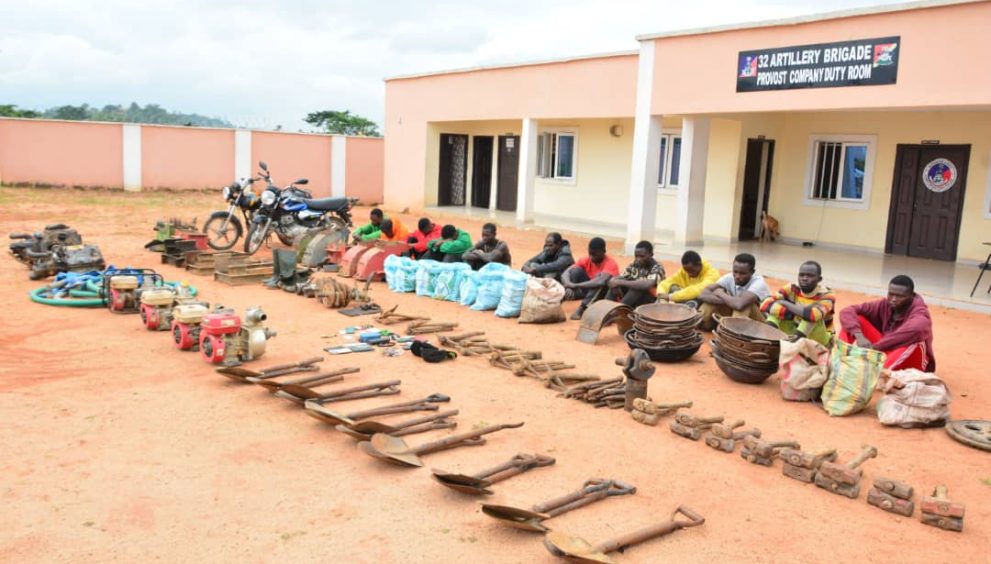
407, 319, 458, 335
705, 420, 761, 453
216, 356, 323, 383
559, 377, 627, 409
630, 399, 692, 426
670, 413, 724, 441
357, 422, 525, 468
617, 350, 655, 411
779, 447, 838, 483
544, 373, 602, 393
544, 505, 705, 564
481, 478, 636, 533
248, 367, 359, 391
312, 276, 372, 309
275, 379, 400, 406
376, 305, 429, 325
431, 453, 556, 495
741, 436, 801, 466
814, 445, 878, 499
199, 307, 276, 365
336, 409, 459, 441
304, 394, 451, 426
920, 485, 965, 532
867, 476, 915, 517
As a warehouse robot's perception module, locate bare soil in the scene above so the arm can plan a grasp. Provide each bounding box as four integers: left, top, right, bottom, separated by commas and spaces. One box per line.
0, 186, 988, 563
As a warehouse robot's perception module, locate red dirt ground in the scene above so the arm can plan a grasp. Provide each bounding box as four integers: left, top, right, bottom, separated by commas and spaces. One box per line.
0, 186, 988, 563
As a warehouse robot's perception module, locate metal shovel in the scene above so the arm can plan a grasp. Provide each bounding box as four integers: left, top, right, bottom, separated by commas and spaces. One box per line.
275, 380, 400, 406
249, 367, 359, 391
216, 356, 323, 382
357, 422, 524, 468
481, 478, 636, 532
305, 394, 451, 426
543, 505, 705, 563
337, 409, 460, 440
431, 453, 556, 495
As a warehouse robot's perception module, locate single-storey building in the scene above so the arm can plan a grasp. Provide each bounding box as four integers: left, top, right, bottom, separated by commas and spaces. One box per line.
384, 0, 991, 264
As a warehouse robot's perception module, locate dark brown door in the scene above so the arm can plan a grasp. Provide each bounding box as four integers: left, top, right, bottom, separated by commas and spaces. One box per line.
471, 136, 494, 209
438, 134, 468, 206
738, 139, 774, 240
885, 145, 969, 261
496, 135, 520, 212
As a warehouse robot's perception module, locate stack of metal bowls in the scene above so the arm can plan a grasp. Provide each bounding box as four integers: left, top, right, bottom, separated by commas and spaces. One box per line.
623, 303, 703, 362
710, 317, 787, 384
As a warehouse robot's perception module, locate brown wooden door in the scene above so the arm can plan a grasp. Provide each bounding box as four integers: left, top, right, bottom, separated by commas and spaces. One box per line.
885, 145, 969, 261
471, 136, 493, 209
496, 135, 519, 211
438, 134, 468, 206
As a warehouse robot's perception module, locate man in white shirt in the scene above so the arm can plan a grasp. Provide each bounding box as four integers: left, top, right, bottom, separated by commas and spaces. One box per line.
697, 253, 770, 331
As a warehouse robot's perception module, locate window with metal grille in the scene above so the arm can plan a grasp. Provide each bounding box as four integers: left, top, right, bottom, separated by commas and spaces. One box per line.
810, 140, 868, 201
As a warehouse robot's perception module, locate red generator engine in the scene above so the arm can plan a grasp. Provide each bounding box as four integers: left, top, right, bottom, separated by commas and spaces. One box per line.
199, 307, 276, 365
171, 304, 211, 351
108, 275, 141, 313
139, 288, 176, 330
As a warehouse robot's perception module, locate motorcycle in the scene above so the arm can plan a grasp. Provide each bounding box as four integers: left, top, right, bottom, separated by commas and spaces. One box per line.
203, 175, 261, 251
243, 161, 357, 256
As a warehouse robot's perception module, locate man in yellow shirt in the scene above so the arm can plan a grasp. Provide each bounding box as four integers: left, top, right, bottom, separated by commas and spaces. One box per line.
656, 251, 720, 308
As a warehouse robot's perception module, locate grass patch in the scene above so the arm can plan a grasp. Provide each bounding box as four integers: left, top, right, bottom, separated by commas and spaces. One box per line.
280, 530, 307, 542
981, 478, 991, 487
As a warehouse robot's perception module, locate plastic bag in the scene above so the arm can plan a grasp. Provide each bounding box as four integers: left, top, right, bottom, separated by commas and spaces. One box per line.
398, 259, 418, 292
777, 338, 830, 401
876, 369, 951, 428
821, 340, 886, 416
470, 263, 510, 311
414, 260, 441, 297
495, 271, 529, 318
434, 262, 471, 302
518, 277, 566, 323
383, 254, 402, 292
459, 271, 480, 307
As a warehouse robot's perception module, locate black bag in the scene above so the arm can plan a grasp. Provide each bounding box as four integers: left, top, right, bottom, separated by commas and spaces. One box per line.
410, 341, 457, 363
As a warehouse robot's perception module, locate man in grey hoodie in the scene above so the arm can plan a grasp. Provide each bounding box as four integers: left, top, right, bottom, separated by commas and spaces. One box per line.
521, 232, 574, 283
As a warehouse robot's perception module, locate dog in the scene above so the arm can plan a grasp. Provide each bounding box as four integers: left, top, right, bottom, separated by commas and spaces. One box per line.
759, 210, 780, 243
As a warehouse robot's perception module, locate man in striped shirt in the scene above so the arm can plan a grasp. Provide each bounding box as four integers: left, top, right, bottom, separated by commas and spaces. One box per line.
761, 261, 835, 346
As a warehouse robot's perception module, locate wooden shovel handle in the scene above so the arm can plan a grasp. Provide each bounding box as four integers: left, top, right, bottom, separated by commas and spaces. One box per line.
347, 403, 439, 420
595, 506, 705, 555
320, 387, 399, 403
533, 478, 612, 513
388, 409, 460, 431
262, 357, 323, 373
316, 380, 401, 401
392, 420, 457, 437
411, 422, 523, 455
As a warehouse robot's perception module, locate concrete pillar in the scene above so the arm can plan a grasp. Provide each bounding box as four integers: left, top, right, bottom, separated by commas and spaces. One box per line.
234, 129, 252, 180
675, 117, 710, 246
122, 124, 142, 192
331, 135, 347, 198
625, 40, 661, 255
516, 117, 538, 223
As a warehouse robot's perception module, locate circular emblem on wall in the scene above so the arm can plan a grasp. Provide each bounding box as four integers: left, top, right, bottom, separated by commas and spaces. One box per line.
922, 158, 957, 193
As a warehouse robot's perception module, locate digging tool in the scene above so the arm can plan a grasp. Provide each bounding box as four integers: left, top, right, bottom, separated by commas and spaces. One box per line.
216, 356, 323, 382
779, 447, 837, 483
481, 478, 636, 533
249, 367, 359, 391
543, 505, 705, 563
617, 349, 654, 411
431, 453, 556, 495
814, 445, 878, 499
670, 413, 724, 441
706, 427, 761, 453
867, 477, 915, 517
336, 409, 460, 440
357, 422, 525, 468
920, 485, 965, 532
305, 394, 451, 426
275, 380, 401, 405
740, 437, 801, 466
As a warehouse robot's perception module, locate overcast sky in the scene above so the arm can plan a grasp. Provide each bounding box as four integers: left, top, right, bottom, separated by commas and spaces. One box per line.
1, 0, 908, 132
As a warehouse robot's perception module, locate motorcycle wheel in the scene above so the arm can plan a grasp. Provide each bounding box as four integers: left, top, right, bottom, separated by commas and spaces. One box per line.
204, 212, 243, 251
244, 223, 269, 255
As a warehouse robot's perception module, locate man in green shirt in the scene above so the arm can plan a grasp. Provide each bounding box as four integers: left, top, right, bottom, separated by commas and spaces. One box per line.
424, 224, 472, 262
351, 208, 384, 243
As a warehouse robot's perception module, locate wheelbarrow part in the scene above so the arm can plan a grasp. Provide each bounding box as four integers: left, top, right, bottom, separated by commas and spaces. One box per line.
345, 408, 459, 436
431, 453, 556, 495
216, 356, 323, 382
303, 395, 448, 426
576, 301, 633, 345
945, 419, 991, 452
358, 422, 524, 468
481, 479, 635, 532
543, 505, 704, 563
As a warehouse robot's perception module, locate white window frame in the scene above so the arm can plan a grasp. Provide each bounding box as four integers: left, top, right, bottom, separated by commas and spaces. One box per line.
984, 148, 991, 219
536, 128, 578, 184
803, 134, 876, 210
656, 129, 682, 193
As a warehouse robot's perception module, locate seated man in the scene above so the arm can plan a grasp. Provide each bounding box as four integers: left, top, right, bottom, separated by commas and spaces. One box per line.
761, 261, 835, 346
698, 253, 770, 331
656, 250, 720, 308
424, 224, 472, 262
406, 218, 443, 259
607, 240, 665, 308
351, 208, 385, 243
377, 218, 408, 242
838, 275, 936, 372
521, 232, 574, 282
463, 222, 512, 270
562, 237, 620, 320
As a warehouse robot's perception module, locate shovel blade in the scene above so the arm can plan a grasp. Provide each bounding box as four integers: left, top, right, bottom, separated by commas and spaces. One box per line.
431, 471, 493, 495
347, 420, 397, 435
358, 439, 422, 467
304, 402, 353, 426
543, 531, 614, 563
481, 504, 551, 532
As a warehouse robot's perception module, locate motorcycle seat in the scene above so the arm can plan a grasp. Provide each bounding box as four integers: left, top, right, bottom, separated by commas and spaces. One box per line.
302, 197, 349, 212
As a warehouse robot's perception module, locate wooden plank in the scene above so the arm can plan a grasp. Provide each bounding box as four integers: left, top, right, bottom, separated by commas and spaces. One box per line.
214, 270, 273, 286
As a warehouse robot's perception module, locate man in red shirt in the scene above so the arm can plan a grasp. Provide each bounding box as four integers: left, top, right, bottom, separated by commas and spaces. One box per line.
405, 217, 443, 260
562, 237, 620, 320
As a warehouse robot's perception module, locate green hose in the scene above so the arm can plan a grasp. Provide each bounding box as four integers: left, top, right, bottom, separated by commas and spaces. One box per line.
30, 286, 104, 307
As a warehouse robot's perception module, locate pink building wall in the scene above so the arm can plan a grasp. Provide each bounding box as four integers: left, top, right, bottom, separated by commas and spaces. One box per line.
251, 131, 333, 198
0, 119, 123, 187
346, 136, 384, 204
141, 125, 234, 190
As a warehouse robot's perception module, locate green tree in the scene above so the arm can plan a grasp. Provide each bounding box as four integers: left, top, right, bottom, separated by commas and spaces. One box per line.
304, 110, 380, 136
0, 104, 40, 118
51, 104, 91, 120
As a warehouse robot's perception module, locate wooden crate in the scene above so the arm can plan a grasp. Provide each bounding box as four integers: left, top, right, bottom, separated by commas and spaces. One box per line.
185, 251, 250, 275
213, 254, 274, 286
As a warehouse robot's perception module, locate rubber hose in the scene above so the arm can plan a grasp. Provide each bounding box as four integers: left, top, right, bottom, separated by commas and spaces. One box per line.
29, 286, 104, 307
